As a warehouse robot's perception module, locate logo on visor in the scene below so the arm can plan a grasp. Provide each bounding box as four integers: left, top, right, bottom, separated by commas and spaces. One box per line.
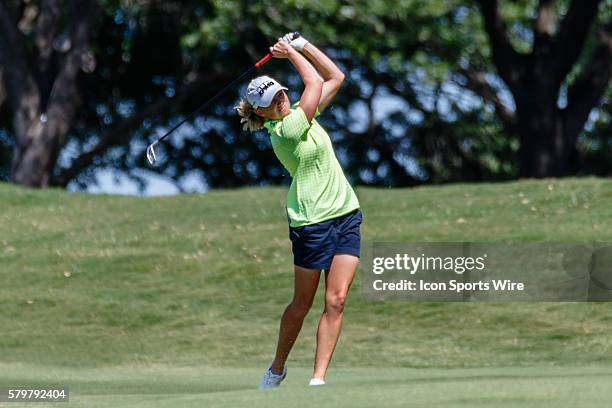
257, 81, 275, 96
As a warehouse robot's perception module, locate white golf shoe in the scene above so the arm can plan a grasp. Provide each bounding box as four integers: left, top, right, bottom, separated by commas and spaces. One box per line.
308, 378, 325, 386
258, 365, 287, 389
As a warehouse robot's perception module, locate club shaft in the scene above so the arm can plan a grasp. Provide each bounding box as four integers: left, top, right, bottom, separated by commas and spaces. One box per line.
150, 33, 300, 149
155, 61, 263, 144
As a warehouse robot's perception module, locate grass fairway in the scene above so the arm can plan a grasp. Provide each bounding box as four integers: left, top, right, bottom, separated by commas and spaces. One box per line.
1, 363, 611, 408
1, 177, 611, 407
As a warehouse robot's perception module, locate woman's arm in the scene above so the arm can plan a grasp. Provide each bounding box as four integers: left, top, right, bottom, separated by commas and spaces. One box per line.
300, 42, 345, 113
270, 41, 323, 122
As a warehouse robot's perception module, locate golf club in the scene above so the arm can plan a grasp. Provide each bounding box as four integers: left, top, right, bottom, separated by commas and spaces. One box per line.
146, 32, 301, 166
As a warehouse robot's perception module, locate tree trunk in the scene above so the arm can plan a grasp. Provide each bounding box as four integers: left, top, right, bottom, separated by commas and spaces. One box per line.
11, 117, 60, 187
0, 0, 94, 188
516, 103, 577, 178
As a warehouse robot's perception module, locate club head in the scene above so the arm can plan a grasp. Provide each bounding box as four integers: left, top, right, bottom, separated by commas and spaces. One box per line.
146, 141, 158, 166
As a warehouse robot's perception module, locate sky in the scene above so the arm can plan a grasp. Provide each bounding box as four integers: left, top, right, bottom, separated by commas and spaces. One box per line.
67, 168, 207, 196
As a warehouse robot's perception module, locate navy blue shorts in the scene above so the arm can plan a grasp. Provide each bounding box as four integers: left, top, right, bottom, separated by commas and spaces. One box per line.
289, 209, 363, 270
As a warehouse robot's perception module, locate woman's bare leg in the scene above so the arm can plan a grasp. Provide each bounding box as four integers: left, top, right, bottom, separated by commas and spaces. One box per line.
270, 265, 321, 373
312, 254, 359, 380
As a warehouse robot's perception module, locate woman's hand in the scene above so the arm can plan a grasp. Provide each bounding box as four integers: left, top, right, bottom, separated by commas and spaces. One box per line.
280, 32, 309, 51
269, 41, 295, 59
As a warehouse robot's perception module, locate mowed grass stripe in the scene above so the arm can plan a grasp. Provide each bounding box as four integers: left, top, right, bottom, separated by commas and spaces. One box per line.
0, 364, 610, 408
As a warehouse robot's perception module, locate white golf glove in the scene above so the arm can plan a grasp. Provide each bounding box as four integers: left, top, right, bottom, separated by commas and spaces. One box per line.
279, 32, 309, 52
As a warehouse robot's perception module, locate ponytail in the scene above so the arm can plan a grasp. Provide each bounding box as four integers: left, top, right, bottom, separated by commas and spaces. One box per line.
235, 99, 265, 132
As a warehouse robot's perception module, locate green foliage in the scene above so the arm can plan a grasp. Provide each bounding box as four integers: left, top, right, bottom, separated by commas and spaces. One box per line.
196, 0, 522, 183
0, 0, 609, 188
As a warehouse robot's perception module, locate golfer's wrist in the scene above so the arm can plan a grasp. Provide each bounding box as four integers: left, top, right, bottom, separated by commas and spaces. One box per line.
301, 41, 313, 53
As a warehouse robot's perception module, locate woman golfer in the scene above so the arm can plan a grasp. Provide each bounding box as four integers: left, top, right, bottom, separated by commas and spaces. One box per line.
236, 33, 362, 388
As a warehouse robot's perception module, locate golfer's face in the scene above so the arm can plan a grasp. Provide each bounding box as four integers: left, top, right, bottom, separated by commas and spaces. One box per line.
258, 90, 290, 119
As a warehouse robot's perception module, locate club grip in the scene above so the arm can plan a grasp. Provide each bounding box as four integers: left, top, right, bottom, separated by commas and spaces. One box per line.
255, 53, 272, 68
254, 32, 301, 68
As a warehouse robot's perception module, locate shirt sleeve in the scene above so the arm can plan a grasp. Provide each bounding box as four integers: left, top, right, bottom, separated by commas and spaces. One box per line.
279, 107, 311, 141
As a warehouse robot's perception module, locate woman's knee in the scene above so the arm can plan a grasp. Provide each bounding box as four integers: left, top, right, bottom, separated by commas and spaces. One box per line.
324, 292, 347, 315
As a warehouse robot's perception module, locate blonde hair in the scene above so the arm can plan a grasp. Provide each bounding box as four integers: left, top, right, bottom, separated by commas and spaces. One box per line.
235, 99, 265, 132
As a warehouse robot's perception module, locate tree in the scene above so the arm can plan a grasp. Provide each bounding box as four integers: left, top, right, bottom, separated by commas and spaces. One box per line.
0, 0, 97, 186
0, 1, 610, 190
0, 1, 303, 190
474, 0, 612, 177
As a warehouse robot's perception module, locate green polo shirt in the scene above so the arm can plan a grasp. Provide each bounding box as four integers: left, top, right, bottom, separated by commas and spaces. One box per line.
264, 103, 360, 227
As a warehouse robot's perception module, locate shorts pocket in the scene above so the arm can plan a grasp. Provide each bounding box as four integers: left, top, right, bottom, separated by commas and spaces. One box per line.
289, 226, 303, 242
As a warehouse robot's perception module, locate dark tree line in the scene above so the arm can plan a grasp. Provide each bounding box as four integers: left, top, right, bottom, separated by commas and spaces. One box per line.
0, 0, 610, 190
